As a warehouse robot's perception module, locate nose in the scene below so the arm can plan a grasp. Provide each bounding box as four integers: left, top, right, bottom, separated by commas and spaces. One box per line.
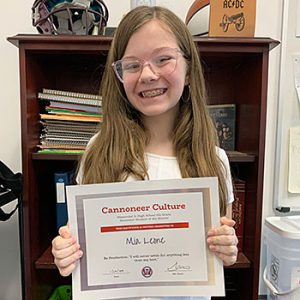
138, 63, 159, 83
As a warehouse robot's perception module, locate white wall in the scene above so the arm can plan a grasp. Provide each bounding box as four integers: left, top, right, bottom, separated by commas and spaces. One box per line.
0, 2, 34, 299
273, 0, 300, 209
0, 1, 284, 299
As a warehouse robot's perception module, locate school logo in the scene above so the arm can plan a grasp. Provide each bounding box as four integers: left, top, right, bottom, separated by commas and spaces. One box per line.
141, 266, 153, 278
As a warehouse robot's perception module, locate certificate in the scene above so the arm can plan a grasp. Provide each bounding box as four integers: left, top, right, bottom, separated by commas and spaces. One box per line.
67, 177, 225, 299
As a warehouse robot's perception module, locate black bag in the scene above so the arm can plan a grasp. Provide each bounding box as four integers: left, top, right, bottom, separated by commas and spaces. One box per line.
0, 160, 22, 221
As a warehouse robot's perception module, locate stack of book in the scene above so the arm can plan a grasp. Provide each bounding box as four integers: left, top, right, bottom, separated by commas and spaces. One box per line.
37, 88, 102, 154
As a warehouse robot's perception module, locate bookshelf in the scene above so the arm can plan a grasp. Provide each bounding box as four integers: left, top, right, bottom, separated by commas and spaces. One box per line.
8, 34, 278, 300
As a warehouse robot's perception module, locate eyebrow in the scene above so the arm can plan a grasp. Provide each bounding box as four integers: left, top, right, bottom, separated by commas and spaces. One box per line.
122, 47, 176, 60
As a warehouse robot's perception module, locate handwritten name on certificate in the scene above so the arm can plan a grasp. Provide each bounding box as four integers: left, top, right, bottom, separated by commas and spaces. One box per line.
67, 177, 225, 299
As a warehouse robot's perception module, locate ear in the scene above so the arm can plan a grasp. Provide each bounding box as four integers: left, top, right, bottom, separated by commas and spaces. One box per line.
185, 74, 189, 85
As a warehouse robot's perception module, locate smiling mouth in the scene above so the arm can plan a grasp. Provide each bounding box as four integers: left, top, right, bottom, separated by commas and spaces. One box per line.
140, 88, 167, 98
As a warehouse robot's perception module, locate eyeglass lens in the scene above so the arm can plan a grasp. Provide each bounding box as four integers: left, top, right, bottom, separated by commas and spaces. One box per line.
114, 48, 180, 82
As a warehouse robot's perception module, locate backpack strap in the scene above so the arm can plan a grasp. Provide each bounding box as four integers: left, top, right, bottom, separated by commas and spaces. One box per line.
0, 161, 22, 221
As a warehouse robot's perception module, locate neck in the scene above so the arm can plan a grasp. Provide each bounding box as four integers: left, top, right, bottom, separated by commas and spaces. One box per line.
143, 109, 178, 156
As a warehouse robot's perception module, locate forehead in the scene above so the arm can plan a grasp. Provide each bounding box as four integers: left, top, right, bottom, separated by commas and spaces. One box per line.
124, 19, 179, 58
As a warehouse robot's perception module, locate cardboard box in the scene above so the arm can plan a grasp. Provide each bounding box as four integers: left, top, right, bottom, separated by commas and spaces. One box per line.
209, 0, 256, 37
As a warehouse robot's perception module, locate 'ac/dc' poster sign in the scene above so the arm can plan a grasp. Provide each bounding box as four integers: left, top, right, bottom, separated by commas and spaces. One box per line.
209, 0, 256, 37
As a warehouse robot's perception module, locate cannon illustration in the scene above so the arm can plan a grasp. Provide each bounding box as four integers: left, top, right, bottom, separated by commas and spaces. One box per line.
220, 12, 245, 32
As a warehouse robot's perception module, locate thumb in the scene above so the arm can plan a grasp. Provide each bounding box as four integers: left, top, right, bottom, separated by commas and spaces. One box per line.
220, 216, 235, 227
58, 224, 72, 239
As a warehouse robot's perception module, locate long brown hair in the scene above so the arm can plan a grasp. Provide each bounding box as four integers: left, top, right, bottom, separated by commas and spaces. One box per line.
81, 6, 229, 216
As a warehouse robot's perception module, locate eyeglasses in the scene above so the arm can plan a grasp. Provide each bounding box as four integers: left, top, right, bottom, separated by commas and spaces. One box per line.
112, 47, 183, 83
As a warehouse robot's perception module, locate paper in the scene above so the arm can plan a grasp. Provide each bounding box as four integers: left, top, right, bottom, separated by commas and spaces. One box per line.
67, 177, 225, 299
288, 127, 300, 193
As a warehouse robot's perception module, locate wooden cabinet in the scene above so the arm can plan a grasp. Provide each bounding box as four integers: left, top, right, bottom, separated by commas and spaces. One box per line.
8, 35, 278, 300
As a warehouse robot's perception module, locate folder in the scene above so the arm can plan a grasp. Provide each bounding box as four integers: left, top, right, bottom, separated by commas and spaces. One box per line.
55, 171, 73, 230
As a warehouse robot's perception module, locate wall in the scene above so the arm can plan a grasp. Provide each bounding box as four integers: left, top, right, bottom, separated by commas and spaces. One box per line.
0, 1, 284, 299
273, 0, 300, 210
0, 2, 33, 299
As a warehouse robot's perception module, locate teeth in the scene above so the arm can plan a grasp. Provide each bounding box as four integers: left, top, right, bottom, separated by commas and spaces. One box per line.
141, 89, 165, 98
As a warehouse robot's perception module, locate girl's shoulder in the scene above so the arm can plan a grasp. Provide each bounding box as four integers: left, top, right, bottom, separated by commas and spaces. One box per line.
215, 146, 228, 162
87, 132, 99, 147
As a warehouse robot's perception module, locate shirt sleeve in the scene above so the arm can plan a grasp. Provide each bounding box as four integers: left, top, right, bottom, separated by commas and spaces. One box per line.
216, 147, 234, 205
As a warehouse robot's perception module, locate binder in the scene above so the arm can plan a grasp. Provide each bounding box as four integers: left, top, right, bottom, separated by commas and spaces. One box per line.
55, 171, 73, 230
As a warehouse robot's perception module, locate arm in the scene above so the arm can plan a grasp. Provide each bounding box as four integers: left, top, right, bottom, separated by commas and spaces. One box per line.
51, 224, 83, 276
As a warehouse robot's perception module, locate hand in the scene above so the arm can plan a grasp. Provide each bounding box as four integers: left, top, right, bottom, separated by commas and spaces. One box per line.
207, 216, 238, 266
51, 224, 83, 276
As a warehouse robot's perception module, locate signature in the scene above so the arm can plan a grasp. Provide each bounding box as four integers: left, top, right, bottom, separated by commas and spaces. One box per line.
167, 262, 191, 272
104, 268, 128, 276
126, 236, 166, 245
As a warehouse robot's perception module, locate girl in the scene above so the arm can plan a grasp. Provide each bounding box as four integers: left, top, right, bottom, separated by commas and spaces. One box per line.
52, 6, 238, 300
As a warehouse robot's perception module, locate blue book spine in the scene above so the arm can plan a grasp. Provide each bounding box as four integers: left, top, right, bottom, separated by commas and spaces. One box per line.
54, 171, 71, 230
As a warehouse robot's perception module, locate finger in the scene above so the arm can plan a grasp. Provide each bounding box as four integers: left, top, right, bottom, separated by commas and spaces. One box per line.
220, 216, 235, 227
208, 244, 238, 256
207, 224, 236, 237
59, 225, 72, 239
52, 239, 81, 259
54, 249, 83, 269
207, 233, 238, 246
207, 235, 238, 247
57, 263, 77, 277
52, 235, 77, 251
211, 244, 238, 266
213, 251, 238, 267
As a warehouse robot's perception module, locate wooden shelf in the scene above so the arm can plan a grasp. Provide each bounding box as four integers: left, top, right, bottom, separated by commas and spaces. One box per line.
32, 153, 81, 161
35, 247, 56, 270
32, 151, 255, 163
35, 247, 250, 270
227, 252, 251, 269
226, 151, 256, 163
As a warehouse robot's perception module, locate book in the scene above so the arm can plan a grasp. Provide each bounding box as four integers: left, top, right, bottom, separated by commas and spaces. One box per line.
55, 171, 74, 230
208, 104, 236, 151
38, 89, 102, 152
38, 144, 86, 150
40, 119, 100, 130
43, 88, 102, 100
38, 149, 84, 155
38, 92, 102, 107
40, 113, 102, 122
49, 101, 102, 113
46, 107, 102, 118
232, 179, 246, 252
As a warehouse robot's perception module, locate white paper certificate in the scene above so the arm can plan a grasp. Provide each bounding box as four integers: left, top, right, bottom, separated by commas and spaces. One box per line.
67, 177, 225, 299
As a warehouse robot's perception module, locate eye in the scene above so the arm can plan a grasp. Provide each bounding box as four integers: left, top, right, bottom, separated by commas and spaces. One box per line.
154, 55, 176, 67
122, 61, 141, 72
